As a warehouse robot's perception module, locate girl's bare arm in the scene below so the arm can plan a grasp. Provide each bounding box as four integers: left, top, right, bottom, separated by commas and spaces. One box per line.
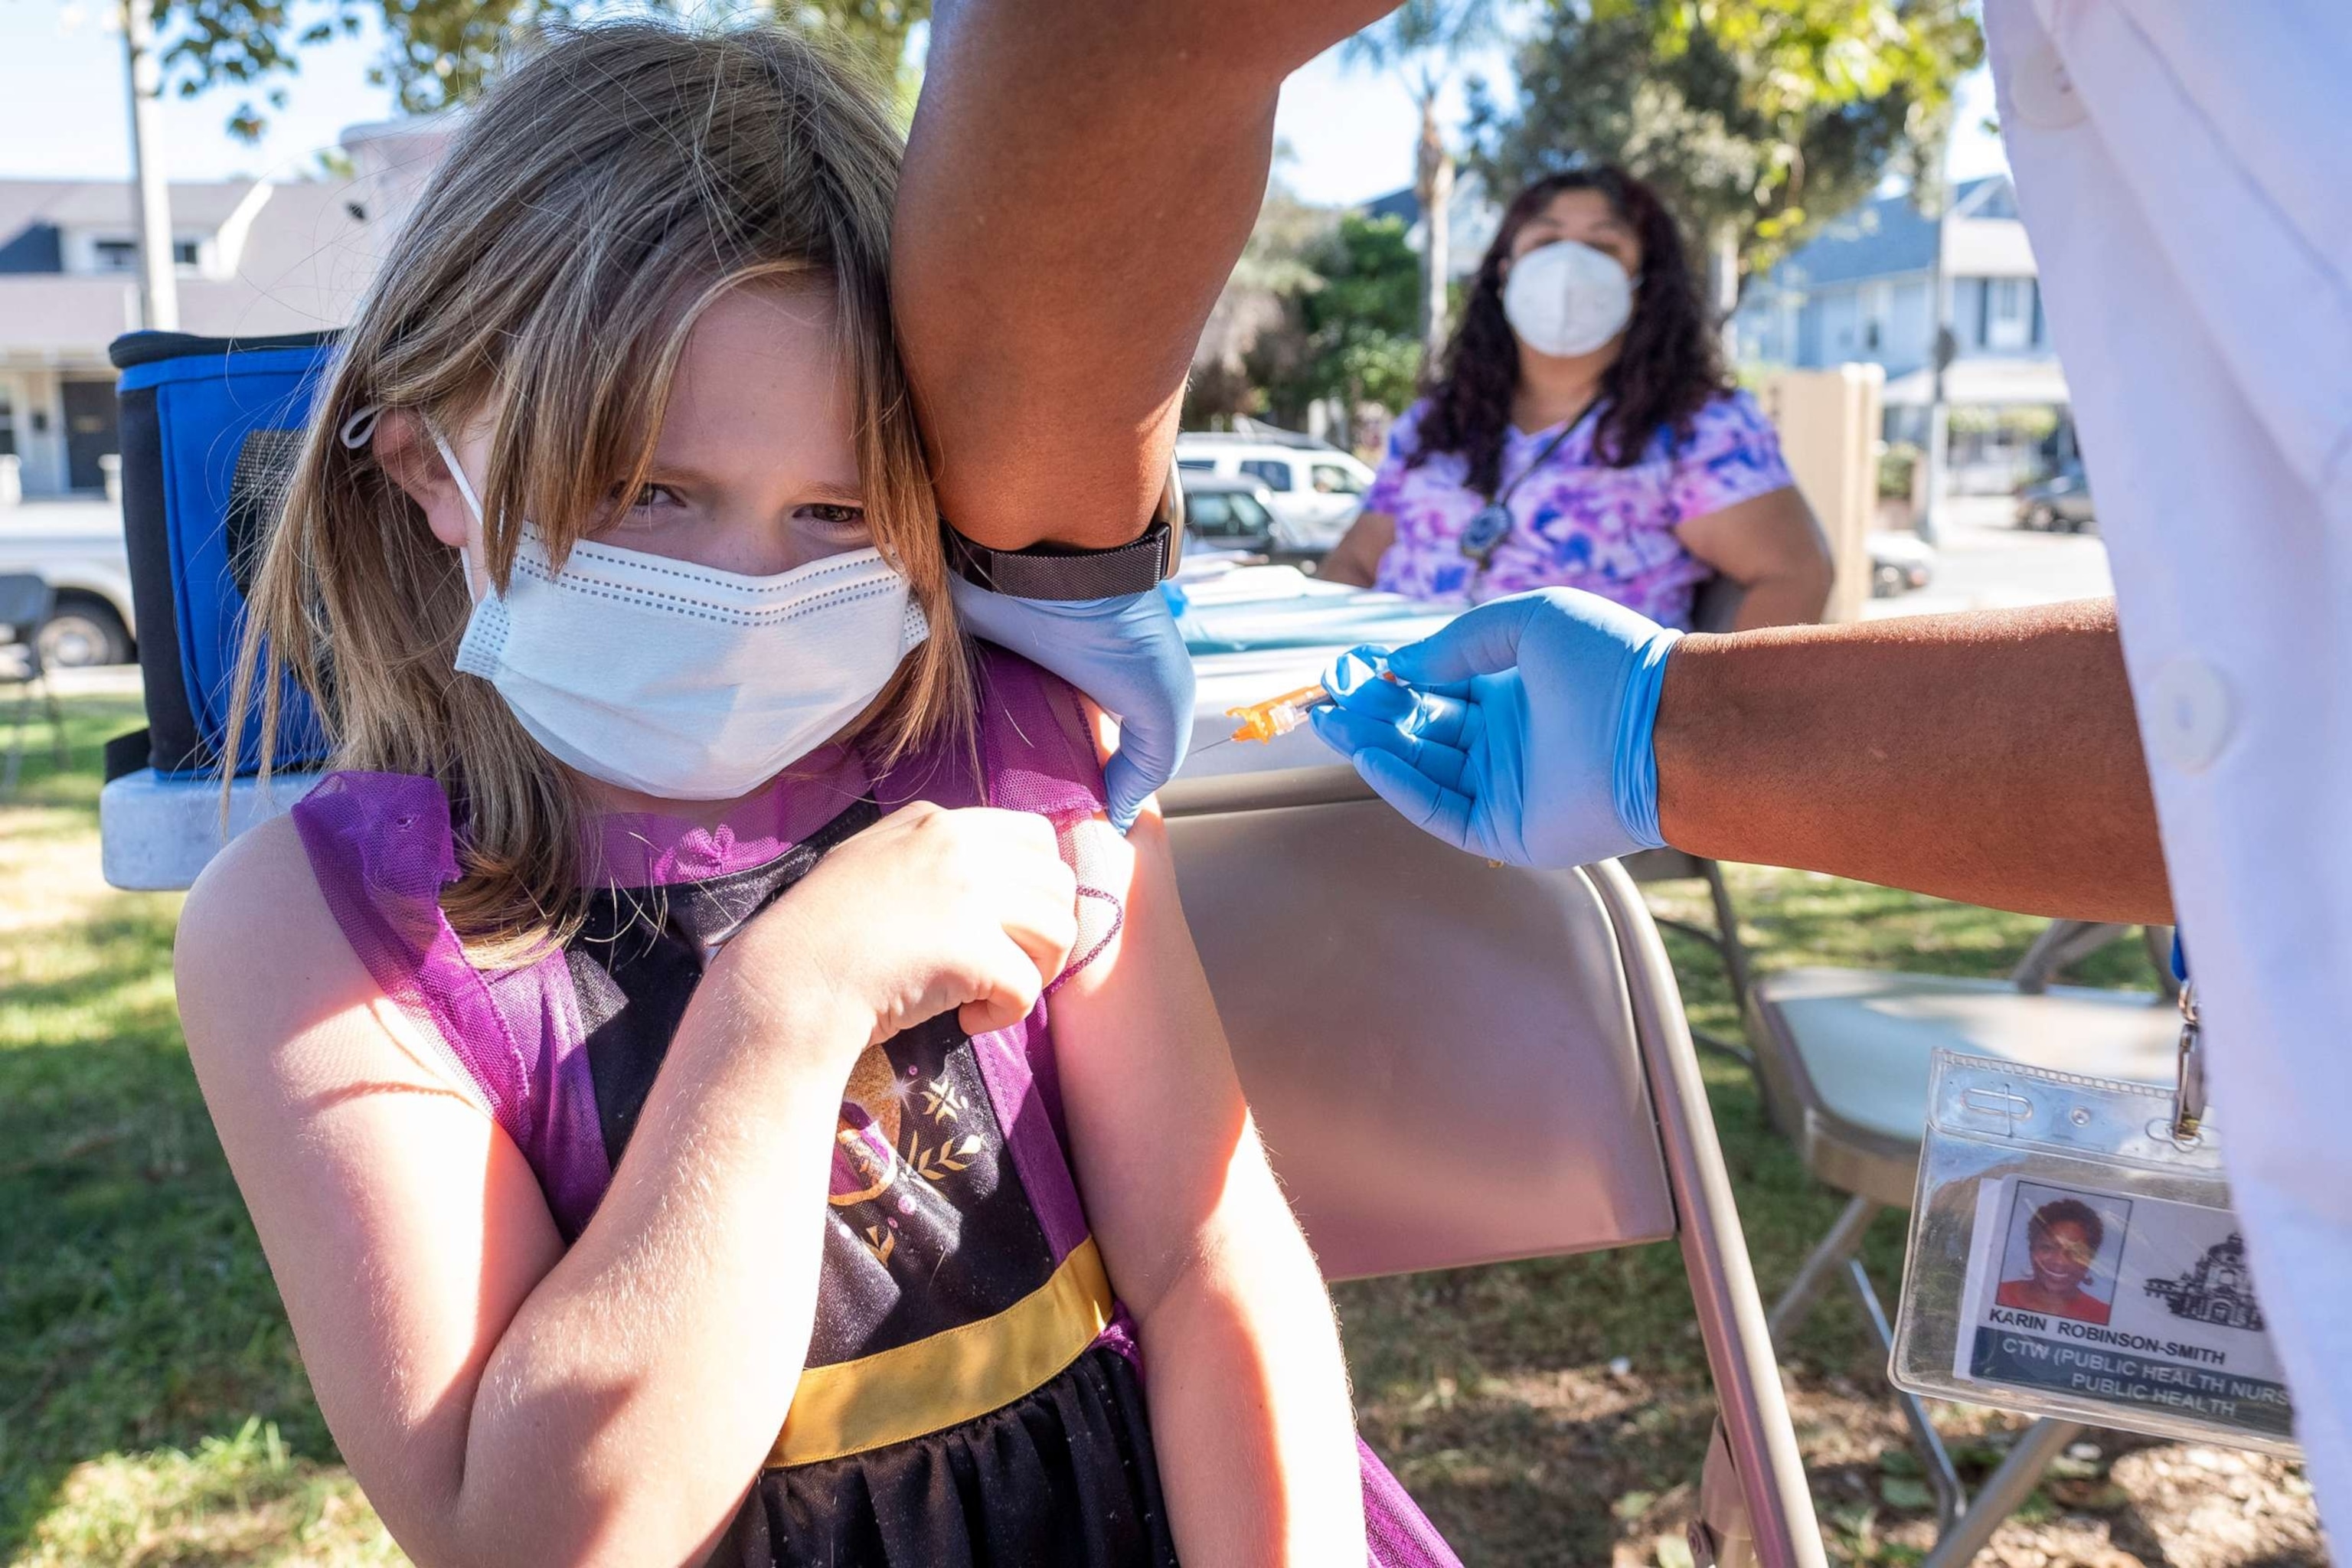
1048, 709, 1367, 1562
175, 805, 1073, 1568
175, 815, 859, 1567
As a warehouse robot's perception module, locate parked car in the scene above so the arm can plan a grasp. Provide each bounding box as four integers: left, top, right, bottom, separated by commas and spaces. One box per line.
1174, 428, 1375, 554
1868, 531, 1939, 598
2015, 463, 2096, 533
0, 501, 136, 665
1179, 473, 1284, 558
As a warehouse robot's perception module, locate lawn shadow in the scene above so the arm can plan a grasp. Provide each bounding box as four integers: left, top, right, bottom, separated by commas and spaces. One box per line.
0, 982, 339, 1556
0, 691, 344, 1557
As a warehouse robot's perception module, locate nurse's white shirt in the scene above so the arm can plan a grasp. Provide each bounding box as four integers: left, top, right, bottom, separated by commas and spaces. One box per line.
1984, 0, 2351, 1531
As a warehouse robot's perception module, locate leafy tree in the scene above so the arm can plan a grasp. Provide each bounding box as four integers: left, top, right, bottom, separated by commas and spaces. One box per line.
149, 0, 926, 139
1471, 0, 1981, 317
1213, 211, 1421, 440
1190, 204, 1423, 439
1188, 182, 1338, 426
1341, 0, 1504, 364
1278, 212, 1424, 420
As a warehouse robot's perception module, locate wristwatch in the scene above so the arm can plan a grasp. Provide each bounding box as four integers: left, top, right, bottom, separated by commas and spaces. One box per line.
942, 461, 1186, 601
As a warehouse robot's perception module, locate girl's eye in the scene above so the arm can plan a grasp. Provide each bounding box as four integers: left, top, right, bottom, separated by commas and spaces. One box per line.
595, 482, 688, 538
801, 503, 866, 530
624, 483, 684, 513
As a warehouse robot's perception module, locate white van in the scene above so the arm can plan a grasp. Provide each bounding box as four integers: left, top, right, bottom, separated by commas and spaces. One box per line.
0, 500, 137, 666
1173, 430, 1376, 553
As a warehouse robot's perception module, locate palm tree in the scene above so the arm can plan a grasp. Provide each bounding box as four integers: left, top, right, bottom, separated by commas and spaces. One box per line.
1341, 0, 1502, 365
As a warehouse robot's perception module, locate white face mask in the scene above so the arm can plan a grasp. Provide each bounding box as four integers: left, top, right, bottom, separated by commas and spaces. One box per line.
1502, 239, 1637, 359
433, 431, 928, 800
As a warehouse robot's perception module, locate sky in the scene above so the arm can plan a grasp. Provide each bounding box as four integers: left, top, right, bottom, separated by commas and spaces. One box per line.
0, 7, 2005, 204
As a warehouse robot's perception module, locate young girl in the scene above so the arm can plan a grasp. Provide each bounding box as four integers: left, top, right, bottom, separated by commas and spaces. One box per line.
173, 21, 1458, 1568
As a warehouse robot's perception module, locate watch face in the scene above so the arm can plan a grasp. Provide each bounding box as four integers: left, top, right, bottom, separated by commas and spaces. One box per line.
1461, 503, 1512, 565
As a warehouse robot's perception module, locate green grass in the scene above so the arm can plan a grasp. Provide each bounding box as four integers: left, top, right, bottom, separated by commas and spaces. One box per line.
0, 691, 393, 1563
0, 684, 2163, 1566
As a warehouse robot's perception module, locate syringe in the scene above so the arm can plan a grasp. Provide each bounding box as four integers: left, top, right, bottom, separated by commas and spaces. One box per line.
1216, 666, 1402, 747
1222, 684, 1334, 744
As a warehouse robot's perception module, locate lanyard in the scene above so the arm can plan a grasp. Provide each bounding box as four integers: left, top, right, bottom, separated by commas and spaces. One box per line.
1458, 402, 1601, 569
2171, 935, 2204, 1141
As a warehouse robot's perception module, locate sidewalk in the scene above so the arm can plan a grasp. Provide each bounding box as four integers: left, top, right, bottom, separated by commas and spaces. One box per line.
1863, 495, 2113, 620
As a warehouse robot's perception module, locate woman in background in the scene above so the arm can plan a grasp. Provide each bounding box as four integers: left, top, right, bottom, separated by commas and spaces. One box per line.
1322, 166, 1831, 630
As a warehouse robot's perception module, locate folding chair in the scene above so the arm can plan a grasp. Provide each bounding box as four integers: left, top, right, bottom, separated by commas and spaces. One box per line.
1743, 923, 2179, 1566
0, 573, 70, 796
1164, 763, 1828, 1568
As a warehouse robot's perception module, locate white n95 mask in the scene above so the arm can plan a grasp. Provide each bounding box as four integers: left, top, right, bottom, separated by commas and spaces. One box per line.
1502, 239, 1636, 359
433, 432, 928, 800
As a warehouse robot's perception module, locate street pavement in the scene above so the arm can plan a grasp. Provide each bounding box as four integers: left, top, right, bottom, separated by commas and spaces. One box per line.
1864, 495, 2112, 620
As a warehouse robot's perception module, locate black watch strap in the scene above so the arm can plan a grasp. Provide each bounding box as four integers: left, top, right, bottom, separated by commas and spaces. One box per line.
942, 461, 1187, 602
943, 519, 1176, 600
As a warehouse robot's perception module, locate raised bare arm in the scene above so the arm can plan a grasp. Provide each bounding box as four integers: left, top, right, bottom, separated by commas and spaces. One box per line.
893, 0, 1396, 550
1655, 599, 2171, 923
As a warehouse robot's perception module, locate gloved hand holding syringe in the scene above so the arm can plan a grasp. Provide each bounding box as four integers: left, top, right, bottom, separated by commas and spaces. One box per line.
1202, 585, 1678, 877
1200, 661, 1401, 750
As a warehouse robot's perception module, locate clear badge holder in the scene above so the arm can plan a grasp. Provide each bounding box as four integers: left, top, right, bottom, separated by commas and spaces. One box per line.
1890, 985, 2298, 1455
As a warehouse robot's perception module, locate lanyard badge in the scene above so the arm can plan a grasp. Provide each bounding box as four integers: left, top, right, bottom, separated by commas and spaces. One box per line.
1890, 984, 2296, 1455
1458, 405, 1596, 570
1460, 503, 1513, 567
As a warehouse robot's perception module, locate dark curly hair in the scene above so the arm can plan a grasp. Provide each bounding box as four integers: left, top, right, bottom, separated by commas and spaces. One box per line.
2029, 1198, 2106, 1256
1408, 165, 1728, 496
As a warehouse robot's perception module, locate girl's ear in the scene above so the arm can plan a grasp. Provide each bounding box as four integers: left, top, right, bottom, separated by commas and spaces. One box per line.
372, 410, 474, 552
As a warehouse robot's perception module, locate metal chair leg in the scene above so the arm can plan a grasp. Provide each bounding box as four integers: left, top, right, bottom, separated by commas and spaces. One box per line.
3, 680, 28, 797
1918, 1417, 2083, 1568
1703, 858, 1754, 1013
1645, 858, 1761, 1073
1846, 1257, 1966, 1534
1768, 1194, 1880, 1348
40, 674, 67, 766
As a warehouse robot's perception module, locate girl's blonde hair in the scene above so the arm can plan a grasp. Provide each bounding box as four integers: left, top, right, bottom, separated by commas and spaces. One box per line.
227, 19, 967, 963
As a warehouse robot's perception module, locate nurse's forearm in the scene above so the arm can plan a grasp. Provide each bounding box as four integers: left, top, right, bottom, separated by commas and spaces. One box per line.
893, 0, 1393, 551
1653, 599, 2174, 923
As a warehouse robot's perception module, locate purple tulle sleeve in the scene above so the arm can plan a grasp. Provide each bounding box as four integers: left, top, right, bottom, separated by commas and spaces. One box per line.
289, 773, 612, 1237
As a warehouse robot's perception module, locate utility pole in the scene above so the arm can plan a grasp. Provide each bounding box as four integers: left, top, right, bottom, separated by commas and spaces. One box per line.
1415, 91, 1453, 368
1919, 178, 1953, 546
1713, 220, 1742, 361
121, 0, 179, 332
1919, 213, 1953, 544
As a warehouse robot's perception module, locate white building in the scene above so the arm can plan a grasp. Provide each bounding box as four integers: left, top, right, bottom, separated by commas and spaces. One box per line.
1740, 177, 2069, 486
0, 172, 385, 498
1735, 175, 2070, 491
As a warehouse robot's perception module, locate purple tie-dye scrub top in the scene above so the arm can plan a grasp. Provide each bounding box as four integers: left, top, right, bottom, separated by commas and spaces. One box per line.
1365, 388, 1795, 628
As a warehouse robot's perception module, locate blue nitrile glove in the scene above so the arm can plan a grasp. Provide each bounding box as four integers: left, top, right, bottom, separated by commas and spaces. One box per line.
1308, 588, 1682, 869
949, 577, 1194, 832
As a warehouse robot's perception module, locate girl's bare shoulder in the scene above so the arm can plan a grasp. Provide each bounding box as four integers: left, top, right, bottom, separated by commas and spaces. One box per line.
175, 812, 378, 1066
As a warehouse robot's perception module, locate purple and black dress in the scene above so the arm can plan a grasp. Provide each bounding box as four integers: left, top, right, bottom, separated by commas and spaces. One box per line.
289, 645, 1459, 1567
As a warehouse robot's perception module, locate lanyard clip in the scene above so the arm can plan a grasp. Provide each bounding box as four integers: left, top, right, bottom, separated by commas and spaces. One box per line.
2171, 979, 2206, 1142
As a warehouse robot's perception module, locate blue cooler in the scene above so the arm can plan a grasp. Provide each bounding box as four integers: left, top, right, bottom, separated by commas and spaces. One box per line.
107, 328, 338, 782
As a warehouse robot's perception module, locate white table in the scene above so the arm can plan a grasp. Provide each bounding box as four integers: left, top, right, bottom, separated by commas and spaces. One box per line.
99, 565, 1455, 890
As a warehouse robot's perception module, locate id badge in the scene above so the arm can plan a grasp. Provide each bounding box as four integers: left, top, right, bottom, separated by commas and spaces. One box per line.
1890, 1048, 2297, 1456
1459, 503, 1512, 566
